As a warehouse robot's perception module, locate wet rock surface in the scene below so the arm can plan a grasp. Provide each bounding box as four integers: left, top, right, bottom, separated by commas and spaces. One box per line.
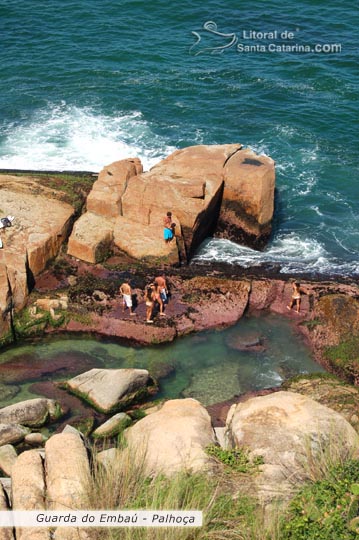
64, 368, 156, 413
0, 351, 99, 385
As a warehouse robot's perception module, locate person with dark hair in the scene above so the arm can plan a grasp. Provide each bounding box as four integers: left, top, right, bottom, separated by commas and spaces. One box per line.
287, 282, 303, 314
152, 282, 165, 316
0, 215, 15, 249
119, 281, 136, 315
154, 274, 169, 304
163, 211, 174, 243
145, 285, 155, 323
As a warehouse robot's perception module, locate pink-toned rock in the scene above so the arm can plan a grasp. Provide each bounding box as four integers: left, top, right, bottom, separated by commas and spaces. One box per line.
113, 215, 179, 265
0, 264, 11, 338
65, 314, 177, 345
0, 176, 74, 311
87, 158, 142, 218
180, 277, 250, 331
11, 449, 50, 540
217, 148, 275, 248
0, 252, 29, 310
122, 144, 240, 259
67, 144, 275, 266
67, 213, 114, 263
248, 280, 285, 312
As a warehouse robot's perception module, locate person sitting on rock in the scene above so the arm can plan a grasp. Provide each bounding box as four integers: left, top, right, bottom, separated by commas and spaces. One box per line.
119, 281, 136, 316
163, 211, 175, 243
0, 215, 15, 249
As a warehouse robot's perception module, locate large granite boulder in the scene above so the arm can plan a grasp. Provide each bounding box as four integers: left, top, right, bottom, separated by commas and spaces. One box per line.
0, 264, 12, 340
113, 215, 180, 265
125, 398, 215, 475
0, 424, 30, 446
0, 444, 17, 476
11, 449, 49, 540
67, 144, 275, 265
45, 432, 90, 510
95, 447, 122, 470
0, 175, 74, 311
64, 368, 156, 413
0, 398, 64, 428
86, 158, 142, 217
121, 144, 238, 260
67, 212, 114, 264
283, 375, 359, 433
225, 391, 359, 505
217, 148, 275, 248
0, 482, 14, 540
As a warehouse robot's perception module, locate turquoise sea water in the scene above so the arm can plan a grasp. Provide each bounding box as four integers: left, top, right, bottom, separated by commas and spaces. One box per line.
0, 1, 358, 275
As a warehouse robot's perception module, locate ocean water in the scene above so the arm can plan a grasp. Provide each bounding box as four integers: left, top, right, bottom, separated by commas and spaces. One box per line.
0, 0, 358, 276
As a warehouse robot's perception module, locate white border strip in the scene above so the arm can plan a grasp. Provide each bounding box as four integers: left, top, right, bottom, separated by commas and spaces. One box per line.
0, 510, 202, 528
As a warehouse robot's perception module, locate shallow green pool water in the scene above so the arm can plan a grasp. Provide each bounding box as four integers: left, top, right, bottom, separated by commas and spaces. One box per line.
0, 313, 324, 408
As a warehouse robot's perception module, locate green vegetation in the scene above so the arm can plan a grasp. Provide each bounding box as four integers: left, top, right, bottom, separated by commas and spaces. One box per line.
280, 459, 359, 540
281, 372, 339, 388
300, 318, 322, 331
8, 171, 96, 214
68, 272, 119, 303
325, 337, 359, 384
13, 306, 68, 339
83, 446, 259, 540
206, 444, 264, 474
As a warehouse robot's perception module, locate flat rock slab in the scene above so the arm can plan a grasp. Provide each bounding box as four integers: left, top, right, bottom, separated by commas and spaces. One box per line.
0, 398, 64, 427
64, 368, 154, 413
0, 175, 74, 313
0, 351, 98, 385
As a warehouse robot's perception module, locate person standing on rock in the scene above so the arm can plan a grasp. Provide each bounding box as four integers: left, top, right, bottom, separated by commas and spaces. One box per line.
154, 274, 169, 304
152, 282, 166, 316
163, 211, 175, 243
145, 285, 155, 323
287, 282, 303, 314
119, 281, 136, 316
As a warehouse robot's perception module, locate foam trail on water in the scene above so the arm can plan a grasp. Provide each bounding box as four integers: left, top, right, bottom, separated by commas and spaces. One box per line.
0, 104, 175, 172
192, 234, 359, 276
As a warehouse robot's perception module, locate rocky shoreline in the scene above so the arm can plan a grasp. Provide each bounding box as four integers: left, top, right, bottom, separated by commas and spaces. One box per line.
0, 153, 359, 537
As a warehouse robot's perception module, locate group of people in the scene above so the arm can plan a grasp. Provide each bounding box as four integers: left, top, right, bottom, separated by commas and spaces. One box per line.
119, 275, 169, 323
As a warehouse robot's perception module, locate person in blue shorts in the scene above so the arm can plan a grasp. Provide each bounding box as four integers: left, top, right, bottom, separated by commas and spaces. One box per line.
163, 211, 174, 242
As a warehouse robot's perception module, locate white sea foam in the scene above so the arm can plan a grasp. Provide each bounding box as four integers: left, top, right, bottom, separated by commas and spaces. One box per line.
0, 104, 175, 172
192, 234, 359, 276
